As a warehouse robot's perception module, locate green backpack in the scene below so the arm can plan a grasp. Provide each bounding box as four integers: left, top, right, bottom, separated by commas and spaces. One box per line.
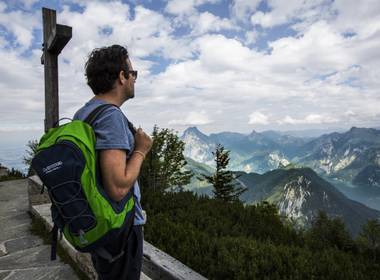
31, 104, 135, 261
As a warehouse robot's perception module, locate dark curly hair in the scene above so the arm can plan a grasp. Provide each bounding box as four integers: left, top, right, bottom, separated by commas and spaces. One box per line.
85, 45, 129, 95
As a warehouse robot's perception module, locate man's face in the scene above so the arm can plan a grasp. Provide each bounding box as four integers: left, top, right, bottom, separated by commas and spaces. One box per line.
124, 58, 136, 99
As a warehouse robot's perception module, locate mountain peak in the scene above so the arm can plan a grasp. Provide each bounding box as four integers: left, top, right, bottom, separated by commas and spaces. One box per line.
183, 126, 201, 134
349, 126, 359, 132
249, 129, 258, 136
346, 126, 380, 137
182, 126, 209, 141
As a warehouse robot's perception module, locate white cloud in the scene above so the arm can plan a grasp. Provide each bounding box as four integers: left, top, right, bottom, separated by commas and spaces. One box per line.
168, 111, 213, 125
249, 112, 269, 125
0, 48, 44, 131
278, 114, 338, 125
166, 0, 196, 15
344, 110, 356, 117
58, 3, 193, 63
0, 4, 39, 50
196, 34, 262, 73
332, 0, 380, 39
147, 13, 380, 130
165, 0, 220, 16
267, 21, 353, 75
250, 0, 329, 29
166, 2, 236, 38
0, 0, 380, 137
245, 30, 259, 44
230, 0, 261, 22
20, 0, 39, 9
191, 11, 237, 35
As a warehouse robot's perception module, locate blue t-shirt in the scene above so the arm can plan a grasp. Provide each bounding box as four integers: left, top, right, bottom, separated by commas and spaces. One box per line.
73, 98, 145, 226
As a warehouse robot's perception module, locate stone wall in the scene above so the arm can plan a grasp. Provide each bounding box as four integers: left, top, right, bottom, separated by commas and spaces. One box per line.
28, 176, 207, 280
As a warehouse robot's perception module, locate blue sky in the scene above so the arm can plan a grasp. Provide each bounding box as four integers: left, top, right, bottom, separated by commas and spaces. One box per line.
0, 0, 380, 140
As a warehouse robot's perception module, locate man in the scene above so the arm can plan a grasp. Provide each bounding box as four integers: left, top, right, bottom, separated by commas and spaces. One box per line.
73, 45, 153, 279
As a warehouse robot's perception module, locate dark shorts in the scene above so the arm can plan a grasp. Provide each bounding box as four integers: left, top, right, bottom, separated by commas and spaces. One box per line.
90, 225, 143, 280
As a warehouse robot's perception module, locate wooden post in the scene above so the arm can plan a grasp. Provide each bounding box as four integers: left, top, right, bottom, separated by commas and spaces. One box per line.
41, 7, 72, 132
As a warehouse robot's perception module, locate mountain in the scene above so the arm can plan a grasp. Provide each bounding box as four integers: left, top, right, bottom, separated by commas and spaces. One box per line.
181, 126, 380, 176
181, 127, 305, 172
353, 164, 380, 188
183, 160, 380, 237
296, 127, 380, 178
239, 151, 290, 173
278, 127, 348, 138
182, 157, 214, 196
240, 167, 380, 236
181, 126, 380, 211
182, 127, 216, 166
293, 127, 380, 210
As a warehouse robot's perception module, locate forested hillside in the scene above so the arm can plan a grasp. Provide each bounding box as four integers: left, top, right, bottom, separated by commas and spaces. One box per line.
140, 126, 380, 279
141, 189, 380, 279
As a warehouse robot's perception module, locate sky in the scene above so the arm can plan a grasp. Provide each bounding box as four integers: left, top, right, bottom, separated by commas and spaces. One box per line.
0, 0, 380, 142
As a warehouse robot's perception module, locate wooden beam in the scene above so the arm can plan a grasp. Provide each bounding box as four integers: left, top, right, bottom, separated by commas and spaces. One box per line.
46, 24, 72, 55
42, 7, 59, 132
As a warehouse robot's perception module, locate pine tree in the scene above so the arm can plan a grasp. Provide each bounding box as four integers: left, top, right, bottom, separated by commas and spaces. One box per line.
357, 219, 380, 261
199, 144, 246, 202
140, 125, 193, 192
23, 139, 38, 177
305, 210, 354, 252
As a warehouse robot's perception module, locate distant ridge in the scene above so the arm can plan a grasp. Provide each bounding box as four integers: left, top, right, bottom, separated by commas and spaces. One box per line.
181, 126, 380, 139
183, 157, 380, 237
181, 126, 380, 212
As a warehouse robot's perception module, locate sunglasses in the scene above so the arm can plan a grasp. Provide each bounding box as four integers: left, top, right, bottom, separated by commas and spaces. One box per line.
128, 70, 138, 80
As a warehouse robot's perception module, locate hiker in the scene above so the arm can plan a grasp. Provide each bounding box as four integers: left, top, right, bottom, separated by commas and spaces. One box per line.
73, 45, 153, 279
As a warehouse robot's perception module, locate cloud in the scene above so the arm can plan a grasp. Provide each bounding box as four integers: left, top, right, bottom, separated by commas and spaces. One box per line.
278, 114, 338, 125
230, 0, 261, 22
191, 12, 237, 35
245, 30, 259, 44
0, 46, 44, 130
250, 0, 330, 29
165, 0, 220, 16
20, 0, 39, 9
196, 34, 262, 73
168, 111, 213, 125
0, 0, 379, 137
249, 112, 269, 125
147, 14, 380, 131
58, 3, 195, 63
165, 2, 237, 38
267, 21, 354, 75
0, 3, 39, 51
332, 0, 380, 39
165, 0, 197, 16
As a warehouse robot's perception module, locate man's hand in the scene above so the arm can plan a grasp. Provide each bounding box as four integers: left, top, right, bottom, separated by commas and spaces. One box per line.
134, 128, 153, 156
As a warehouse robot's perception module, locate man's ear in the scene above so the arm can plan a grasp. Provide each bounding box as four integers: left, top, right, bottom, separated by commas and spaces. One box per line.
119, 70, 128, 84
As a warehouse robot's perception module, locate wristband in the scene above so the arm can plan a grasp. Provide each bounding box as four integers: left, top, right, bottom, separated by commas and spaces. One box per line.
133, 150, 146, 160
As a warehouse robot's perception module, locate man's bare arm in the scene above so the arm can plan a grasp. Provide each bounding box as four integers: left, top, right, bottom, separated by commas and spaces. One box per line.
98, 127, 152, 202
99, 149, 144, 202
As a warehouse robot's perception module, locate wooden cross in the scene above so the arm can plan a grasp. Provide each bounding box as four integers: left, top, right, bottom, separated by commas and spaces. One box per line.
41, 7, 72, 132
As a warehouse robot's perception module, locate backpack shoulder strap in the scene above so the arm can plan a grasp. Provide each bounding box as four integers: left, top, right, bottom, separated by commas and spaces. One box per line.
84, 103, 118, 126
84, 102, 137, 135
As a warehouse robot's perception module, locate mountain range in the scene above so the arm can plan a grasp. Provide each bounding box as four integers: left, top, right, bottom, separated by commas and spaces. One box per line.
180, 126, 380, 236
183, 159, 380, 237
181, 126, 380, 210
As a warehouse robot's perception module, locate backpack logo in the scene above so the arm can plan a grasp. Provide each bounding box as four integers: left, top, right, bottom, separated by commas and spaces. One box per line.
42, 161, 63, 175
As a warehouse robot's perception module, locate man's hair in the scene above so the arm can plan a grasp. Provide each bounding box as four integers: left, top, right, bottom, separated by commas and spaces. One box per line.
85, 45, 129, 95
